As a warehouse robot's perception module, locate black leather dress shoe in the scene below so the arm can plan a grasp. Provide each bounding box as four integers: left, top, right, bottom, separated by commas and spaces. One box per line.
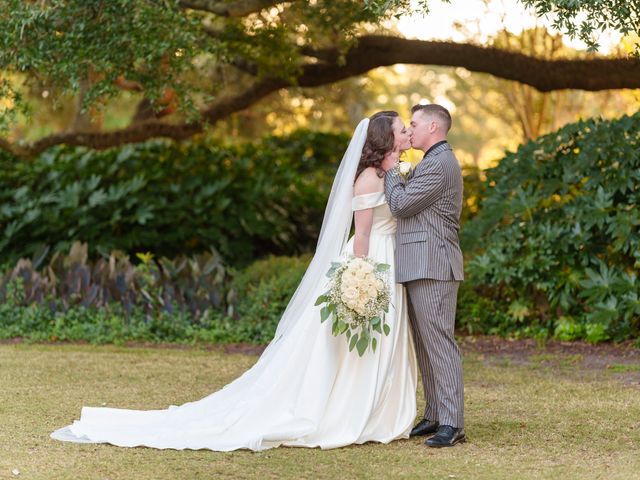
409, 419, 439, 437
425, 425, 466, 447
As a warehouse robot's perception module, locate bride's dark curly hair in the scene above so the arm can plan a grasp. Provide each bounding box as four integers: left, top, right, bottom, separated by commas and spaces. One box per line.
354, 111, 398, 183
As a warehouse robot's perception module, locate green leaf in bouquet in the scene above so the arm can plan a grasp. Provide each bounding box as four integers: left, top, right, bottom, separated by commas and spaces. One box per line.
383, 323, 391, 336
349, 333, 359, 352
338, 320, 349, 334
356, 335, 368, 356
371, 318, 381, 333
376, 263, 391, 272
372, 337, 377, 352
314, 293, 329, 306
320, 306, 331, 323
346, 329, 351, 341
360, 328, 370, 346
326, 262, 342, 277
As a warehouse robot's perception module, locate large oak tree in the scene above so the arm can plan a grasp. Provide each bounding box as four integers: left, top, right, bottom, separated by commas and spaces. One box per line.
1, 0, 639, 156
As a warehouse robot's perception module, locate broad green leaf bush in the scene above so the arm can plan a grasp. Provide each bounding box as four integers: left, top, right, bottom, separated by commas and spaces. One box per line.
0, 130, 348, 266
459, 112, 640, 343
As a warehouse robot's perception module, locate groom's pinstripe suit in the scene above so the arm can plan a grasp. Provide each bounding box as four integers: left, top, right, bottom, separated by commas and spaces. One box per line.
384, 141, 464, 428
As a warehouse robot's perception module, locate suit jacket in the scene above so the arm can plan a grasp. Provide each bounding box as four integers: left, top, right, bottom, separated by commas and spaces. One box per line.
384, 141, 464, 283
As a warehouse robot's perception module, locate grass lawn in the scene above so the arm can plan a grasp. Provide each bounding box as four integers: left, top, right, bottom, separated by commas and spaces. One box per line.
1, 341, 639, 480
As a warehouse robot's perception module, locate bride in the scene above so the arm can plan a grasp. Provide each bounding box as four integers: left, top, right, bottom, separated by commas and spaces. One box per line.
51, 112, 417, 451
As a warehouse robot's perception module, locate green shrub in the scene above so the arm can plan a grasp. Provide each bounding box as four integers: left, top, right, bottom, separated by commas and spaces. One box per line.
0, 130, 348, 266
0, 302, 222, 344
459, 112, 640, 343
226, 254, 312, 343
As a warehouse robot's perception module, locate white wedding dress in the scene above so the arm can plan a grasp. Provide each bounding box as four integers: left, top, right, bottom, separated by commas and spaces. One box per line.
51, 119, 418, 452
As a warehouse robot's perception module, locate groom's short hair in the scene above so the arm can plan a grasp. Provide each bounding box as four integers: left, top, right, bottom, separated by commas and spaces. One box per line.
411, 104, 452, 133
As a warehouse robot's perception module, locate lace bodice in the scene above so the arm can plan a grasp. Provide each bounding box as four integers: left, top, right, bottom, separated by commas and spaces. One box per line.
351, 191, 397, 235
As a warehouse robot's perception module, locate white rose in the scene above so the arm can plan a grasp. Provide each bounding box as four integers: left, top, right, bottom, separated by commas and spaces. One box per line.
349, 269, 364, 284
341, 270, 356, 286
361, 264, 374, 275
355, 258, 371, 271
356, 270, 367, 285
398, 161, 412, 175
358, 288, 372, 302
342, 286, 358, 300
341, 285, 355, 298
350, 260, 361, 269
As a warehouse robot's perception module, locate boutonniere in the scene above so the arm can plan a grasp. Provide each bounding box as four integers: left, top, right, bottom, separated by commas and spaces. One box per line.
398, 161, 413, 180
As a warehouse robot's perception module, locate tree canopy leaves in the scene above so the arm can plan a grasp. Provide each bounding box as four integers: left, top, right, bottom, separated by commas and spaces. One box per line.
0, 0, 638, 153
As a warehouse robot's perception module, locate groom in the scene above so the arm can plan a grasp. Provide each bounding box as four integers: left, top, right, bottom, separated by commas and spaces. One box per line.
383, 104, 465, 448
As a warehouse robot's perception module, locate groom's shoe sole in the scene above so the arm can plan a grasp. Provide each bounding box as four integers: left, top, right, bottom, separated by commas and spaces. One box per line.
425, 434, 466, 448
411, 431, 438, 438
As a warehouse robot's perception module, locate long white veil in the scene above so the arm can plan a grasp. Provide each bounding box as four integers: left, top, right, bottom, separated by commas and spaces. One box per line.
265, 118, 369, 348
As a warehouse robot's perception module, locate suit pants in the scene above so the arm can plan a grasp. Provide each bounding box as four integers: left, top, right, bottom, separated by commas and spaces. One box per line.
405, 278, 464, 428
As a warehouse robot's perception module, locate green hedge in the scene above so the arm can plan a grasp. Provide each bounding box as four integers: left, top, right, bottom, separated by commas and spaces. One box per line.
3, 114, 639, 346
226, 254, 312, 343
0, 130, 348, 266
459, 112, 640, 343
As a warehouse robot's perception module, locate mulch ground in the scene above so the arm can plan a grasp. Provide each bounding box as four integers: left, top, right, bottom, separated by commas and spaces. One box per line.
458, 335, 640, 366
457, 335, 640, 386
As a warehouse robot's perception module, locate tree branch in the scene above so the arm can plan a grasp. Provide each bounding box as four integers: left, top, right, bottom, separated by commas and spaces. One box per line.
228, 57, 259, 75
298, 36, 640, 92
178, 0, 288, 17
4, 35, 639, 157
1, 79, 287, 157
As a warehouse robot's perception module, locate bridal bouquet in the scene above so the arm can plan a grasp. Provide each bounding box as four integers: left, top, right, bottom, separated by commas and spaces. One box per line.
315, 256, 391, 356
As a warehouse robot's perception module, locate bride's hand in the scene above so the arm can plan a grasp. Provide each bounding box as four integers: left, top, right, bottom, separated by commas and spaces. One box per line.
381, 148, 400, 172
